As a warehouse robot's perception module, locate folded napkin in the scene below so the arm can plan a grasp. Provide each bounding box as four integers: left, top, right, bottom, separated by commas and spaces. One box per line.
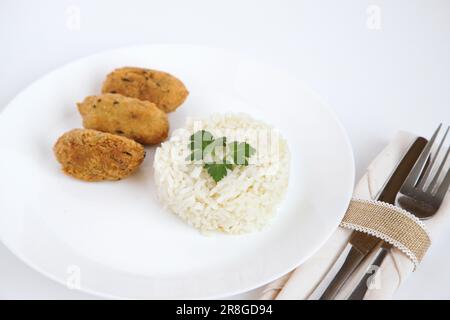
261, 132, 450, 300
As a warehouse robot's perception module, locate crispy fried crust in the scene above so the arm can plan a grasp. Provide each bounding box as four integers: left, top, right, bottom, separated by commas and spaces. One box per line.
77, 93, 169, 145
54, 129, 145, 181
101, 67, 189, 113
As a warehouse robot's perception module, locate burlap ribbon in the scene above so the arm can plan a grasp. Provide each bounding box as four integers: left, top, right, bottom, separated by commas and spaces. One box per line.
340, 199, 431, 269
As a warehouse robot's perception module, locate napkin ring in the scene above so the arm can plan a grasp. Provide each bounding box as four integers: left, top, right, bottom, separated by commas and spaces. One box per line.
340, 199, 431, 268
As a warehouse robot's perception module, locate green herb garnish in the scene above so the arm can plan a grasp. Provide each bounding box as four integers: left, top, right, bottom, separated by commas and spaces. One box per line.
187, 130, 215, 161
187, 130, 256, 182
227, 141, 256, 166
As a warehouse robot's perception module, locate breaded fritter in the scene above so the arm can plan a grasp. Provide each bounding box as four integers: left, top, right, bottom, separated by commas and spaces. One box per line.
77, 93, 169, 145
54, 129, 145, 181
101, 67, 188, 113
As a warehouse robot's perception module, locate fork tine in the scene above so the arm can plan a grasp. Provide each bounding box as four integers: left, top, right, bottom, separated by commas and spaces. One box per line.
434, 166, 450, 205
421, 126, 449, 190
428, 144, 450, 193
403, 124, 442, 188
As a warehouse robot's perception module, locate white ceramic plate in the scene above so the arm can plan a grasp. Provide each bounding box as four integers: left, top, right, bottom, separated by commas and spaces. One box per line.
0, 45, 354, 299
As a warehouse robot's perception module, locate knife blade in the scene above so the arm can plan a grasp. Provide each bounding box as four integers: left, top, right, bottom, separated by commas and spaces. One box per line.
316, 136, 427, 300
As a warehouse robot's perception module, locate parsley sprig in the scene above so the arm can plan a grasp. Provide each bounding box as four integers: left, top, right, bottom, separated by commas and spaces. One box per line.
187, 130, 256, 182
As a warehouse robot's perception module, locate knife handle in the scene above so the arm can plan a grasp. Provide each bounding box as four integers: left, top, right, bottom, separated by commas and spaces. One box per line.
317, 231, 381, 300
318, 245, 366, 300
347, 242, 392, 300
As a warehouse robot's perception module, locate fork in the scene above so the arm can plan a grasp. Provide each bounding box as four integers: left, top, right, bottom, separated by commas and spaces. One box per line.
347, 124, 450, 299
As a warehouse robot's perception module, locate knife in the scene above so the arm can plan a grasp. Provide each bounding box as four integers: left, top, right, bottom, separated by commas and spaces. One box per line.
316, 136, 427, 300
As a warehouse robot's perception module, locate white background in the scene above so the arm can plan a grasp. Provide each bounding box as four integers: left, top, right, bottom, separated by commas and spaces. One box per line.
0, 0, 449, 299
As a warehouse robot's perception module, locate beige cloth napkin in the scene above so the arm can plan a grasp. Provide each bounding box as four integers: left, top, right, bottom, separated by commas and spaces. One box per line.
261, 131, 450, 300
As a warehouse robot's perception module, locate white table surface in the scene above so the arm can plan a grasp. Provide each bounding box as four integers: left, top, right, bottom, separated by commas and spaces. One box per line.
0, 0, 449, 300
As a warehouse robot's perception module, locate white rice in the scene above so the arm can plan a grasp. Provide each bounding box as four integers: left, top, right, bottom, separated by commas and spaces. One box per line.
153, 113, 290, 234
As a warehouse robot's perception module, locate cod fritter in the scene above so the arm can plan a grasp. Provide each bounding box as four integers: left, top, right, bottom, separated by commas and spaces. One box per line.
54, 129, 145, 182
77, 93, 169, 145
101, 67, 188, 113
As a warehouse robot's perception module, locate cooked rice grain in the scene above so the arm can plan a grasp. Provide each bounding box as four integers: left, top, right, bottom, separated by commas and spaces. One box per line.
153, 113, 290, 234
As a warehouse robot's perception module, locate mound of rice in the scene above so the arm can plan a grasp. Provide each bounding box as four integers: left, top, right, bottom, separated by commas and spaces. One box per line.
153, 113, 290, 234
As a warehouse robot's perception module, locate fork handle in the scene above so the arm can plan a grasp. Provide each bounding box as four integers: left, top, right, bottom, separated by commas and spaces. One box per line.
347, 242, 393, 300
319, 244, 367, 300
